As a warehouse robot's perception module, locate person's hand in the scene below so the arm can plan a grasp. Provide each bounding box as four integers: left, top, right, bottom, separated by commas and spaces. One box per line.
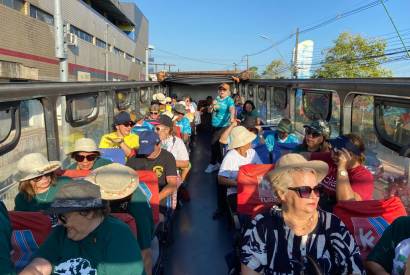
337, 148, 352, 170
230, 120, 238, 127
230, 116, 236, 124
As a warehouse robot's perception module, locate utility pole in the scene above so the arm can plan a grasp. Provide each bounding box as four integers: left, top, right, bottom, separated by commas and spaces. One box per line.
293, 28, 299, 79
54, 0, 67, 81
246, 55, 249, 71
233, 62, 237, 72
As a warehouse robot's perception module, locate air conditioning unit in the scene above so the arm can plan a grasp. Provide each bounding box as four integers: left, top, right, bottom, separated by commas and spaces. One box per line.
66, 33, 78, 47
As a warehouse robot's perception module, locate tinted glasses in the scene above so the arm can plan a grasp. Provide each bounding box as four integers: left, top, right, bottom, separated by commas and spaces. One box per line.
32, 172, 52, 182
74, 154, 98, 162
288, 185, 322, 198
305, 128, 321, 138
58, 214, 67, 224
122, 122, 135, 127
150, 111, 159, 115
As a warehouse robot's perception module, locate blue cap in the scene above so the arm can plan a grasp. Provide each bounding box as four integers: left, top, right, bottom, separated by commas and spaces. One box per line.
114, 112, 132, 125
138, 131, 160, 155
329, 136, 362, 156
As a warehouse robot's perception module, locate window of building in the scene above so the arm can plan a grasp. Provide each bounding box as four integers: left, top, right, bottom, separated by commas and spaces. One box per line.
1, 0, 24, 12
113, 47, 124, 57
125, 54, 133, 61
29, 4, 54, 25
96, 38, 107, 49
70, 25, 92, 44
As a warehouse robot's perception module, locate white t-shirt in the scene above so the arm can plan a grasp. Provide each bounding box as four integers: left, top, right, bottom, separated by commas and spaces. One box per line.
161, 135, 189, 161
218, 148, 262, 196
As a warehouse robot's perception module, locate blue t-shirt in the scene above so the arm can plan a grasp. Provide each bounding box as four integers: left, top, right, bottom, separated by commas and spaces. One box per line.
176, 117, 192, 135
212, 96, 235, 127
265, 132, 299, 162
131, 121, 153, 134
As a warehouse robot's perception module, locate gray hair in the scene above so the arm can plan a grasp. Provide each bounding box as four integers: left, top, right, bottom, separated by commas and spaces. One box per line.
269, 167, 317, 194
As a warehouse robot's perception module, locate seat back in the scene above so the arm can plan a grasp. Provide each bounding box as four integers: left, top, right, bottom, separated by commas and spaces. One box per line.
173, 125, 182, 138
99, 148, 126, 164
136, 170, 160, 224
253, 143, 271, 164
333, 197, 407, 259
59, 169, 91, 179
237, 164, 277, 217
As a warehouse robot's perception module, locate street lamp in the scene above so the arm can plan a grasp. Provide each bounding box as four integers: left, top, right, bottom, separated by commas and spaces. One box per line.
145, 45, 155, 81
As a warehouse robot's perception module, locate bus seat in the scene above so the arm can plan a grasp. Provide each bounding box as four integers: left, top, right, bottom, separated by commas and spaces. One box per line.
59, 169, 91, 179
8, 211, 137, 271
253, 143, 271, 164
262, 129, 276, 139
136, 170, 160, 224
271, 142, 299, 163
237, 164, 278, 217
333, 197, 407, 260
99, 148, 126, 164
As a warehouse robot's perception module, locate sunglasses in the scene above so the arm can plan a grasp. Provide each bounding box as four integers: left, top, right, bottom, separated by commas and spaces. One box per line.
58, 214, 67, 225
74, 154, 98, 162
305, 128, 321, 138
150, 112, 159, 115
155, 127, 162, 132
32, 172, 52, 183
288, 185, 322, 198
122, 122, 135, 127
219, 88, 227, 91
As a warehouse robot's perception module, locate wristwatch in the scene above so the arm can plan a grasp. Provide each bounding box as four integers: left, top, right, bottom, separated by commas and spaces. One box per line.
339, 170, 348, 177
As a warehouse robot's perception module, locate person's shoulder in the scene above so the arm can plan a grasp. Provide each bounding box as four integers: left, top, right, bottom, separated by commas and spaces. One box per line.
351, 165, 373, 179
390, 216, 410, 229
318, 209, 348, 231
160, 148, 176, 159
104, 216, 134, 235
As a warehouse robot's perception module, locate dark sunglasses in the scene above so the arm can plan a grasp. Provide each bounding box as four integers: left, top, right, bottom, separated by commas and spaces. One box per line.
305, 128, 321, 138
122, 122, 135, 127
155, 127, 161, 132
32, 172, 53, 182
218, 88, 227, 91
74, 154, 98, 162
58, 214, 67, 224
150, 111, 159, 115
288, 185, 322, 198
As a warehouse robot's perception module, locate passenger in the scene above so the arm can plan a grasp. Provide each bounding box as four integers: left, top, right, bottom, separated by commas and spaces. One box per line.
14, 153, 69, 211
240, 154, 364, 275
86, 164, 154, 275
131, 111, 153, 133
216, 126, 262, 218
126, 131, 178, 211
152, 93, 168, 113
205, 83, 236, 173
170, 94, 178, 108
173, 103, 192, 144
165, 96, 173, 112
99, 111, 139, 158
293, 119, 331, 153
309, 134, 374, 211
66, 138, 112, 170
238, 100, 258, 121
366, 216, 410, 274
234, 94, 243, 118
20, 180, 144, 275
219, 117, 263, 149
264, 118, 299, 161
0, 201, 14, 275
146, 104, 160, 123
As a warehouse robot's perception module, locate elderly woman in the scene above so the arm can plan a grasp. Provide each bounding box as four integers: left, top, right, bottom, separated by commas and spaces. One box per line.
215, 126, 262, 218
294, 119, 331, 153
14, 153, 69, 211
86, 164, 154, 275
240, 153, 364, 275
66, 138, 112, 170
238, 100, 258, 121
20, 179, 144, 275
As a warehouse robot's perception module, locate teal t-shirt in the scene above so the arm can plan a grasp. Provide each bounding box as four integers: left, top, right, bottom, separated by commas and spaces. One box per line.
176, 117, 192, 135
14, 176, 71, 212
212, 96, 235, 127
66, 157, 112, 170
265, 132, 299, 152
109, 183, 154, 250
0, 201, 15, 275
35, 216, 144, 275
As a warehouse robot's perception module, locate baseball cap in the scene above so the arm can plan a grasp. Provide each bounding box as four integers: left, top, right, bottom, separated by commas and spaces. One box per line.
329, 136, 362, 156
158, 114, 173, 128
138, 131, 160, 155
114, 112, 132, 125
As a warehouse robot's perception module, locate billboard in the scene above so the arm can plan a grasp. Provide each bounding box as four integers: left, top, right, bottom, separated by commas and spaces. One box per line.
293, 40, 314, 79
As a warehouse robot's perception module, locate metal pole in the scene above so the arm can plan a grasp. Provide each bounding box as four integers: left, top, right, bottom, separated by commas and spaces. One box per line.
145, 47, 149, 81
105, 23, 109, 81
54, 0, 67, 81
246, 55, 249, 71
293, 28, 299, 79
233, 63, 237, 72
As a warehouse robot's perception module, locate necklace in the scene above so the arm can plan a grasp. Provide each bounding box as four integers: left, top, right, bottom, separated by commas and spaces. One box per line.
283, 211, 317, 234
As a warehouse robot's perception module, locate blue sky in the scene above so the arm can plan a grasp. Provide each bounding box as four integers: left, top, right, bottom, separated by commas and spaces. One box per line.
129, 0, 410, 76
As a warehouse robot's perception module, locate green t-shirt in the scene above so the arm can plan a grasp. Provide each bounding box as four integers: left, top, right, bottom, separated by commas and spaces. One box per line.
0, 201, 15, 275
110, 183, 154, 250
66, 157, 112, 170
367, 216, 410, 274
35, 216, 144, 275
14, 177, 71, 212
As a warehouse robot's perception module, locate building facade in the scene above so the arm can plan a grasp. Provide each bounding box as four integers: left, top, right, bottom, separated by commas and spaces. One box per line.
0, 0, 148, 81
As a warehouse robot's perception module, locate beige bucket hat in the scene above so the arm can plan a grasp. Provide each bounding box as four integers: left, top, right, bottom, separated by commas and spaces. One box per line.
228, 126, 257, 150
16, 153, 61, 182
85, 163, 139, 200
69, 138, 100, 155
268, 153, 329, 184
153, 93, 167, 105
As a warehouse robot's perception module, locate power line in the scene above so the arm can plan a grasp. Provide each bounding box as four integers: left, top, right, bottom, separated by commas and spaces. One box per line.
155, 48, 231, 66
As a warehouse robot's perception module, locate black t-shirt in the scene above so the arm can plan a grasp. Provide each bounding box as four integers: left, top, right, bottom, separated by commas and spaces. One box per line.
126, 149, 177, 189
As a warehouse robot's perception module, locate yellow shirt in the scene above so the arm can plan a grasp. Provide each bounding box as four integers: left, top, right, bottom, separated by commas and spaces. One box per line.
99, 132, 139, 149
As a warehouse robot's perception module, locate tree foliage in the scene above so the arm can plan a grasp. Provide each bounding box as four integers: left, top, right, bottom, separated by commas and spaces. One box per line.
313, 32, 392, 78
262, 60, 287, 79
249, 66, 260, 79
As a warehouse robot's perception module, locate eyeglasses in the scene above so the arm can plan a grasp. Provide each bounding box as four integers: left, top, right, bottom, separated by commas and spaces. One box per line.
218, 88, 227, 92
155, 127, 162, 132
305, 128, 321, 138
150, 111, 159, 115
288, 185, 322, 198
32, 172, 52, 183
58, 214, 67, 225
74, 154, 98, 162
122, 122, 135, 127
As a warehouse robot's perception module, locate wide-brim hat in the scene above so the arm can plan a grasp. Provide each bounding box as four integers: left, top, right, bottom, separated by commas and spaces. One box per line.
85, 163, 139, 200
153, 93, 167, 105
268, 153, 329, 185
173, 103, 187, 114
277, 119, 292, 133
219, 83, 230, 90
228, 126, 256, 150
47, 179, 105, 214
68, 138, 100, 155
16, 153, 61, 182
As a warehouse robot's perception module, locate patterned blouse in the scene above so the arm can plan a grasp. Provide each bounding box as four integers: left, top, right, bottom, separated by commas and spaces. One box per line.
240, 207, 364, 275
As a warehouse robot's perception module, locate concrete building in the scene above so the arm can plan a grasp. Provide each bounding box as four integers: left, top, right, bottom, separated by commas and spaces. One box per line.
0, 0, 148, 81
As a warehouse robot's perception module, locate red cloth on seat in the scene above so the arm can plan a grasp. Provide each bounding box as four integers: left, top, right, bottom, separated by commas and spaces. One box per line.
333, 197, 407, 259
136, 170, 160, 224
237, 164, 277, 217
59, 169, 91, 178
173, 125, 182, 138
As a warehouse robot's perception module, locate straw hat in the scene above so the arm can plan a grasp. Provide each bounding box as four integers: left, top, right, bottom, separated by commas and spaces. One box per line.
228, 126, 256, 150
153, 93, 167, 105
85, 163, 139, 200
16, 153, 61, 182
268, 154, 328, 184
69, 138, 99, 155
165, 96, 172, 103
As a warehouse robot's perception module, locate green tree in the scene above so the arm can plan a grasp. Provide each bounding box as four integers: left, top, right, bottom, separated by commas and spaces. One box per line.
262, 60, 287, 79
249, 66, 260, 79
313, 32, 392, 78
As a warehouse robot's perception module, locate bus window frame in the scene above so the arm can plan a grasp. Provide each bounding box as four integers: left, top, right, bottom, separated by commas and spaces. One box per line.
302, 89, 332, 121
65, 93, 99, 127
0, 101, 21, 155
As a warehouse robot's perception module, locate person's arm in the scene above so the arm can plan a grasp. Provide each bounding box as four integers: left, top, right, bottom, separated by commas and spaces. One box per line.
241, 264, 261, 275
219, 121, 237, 144
159, 176, 178, 201
176, 160, 189, 168
335, 149, 362, 201
217, 175, 236, 187
19, 258, 52, 275
365, 261, 390, 275
141, 249, 152, 275
229, 105, 236, 123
